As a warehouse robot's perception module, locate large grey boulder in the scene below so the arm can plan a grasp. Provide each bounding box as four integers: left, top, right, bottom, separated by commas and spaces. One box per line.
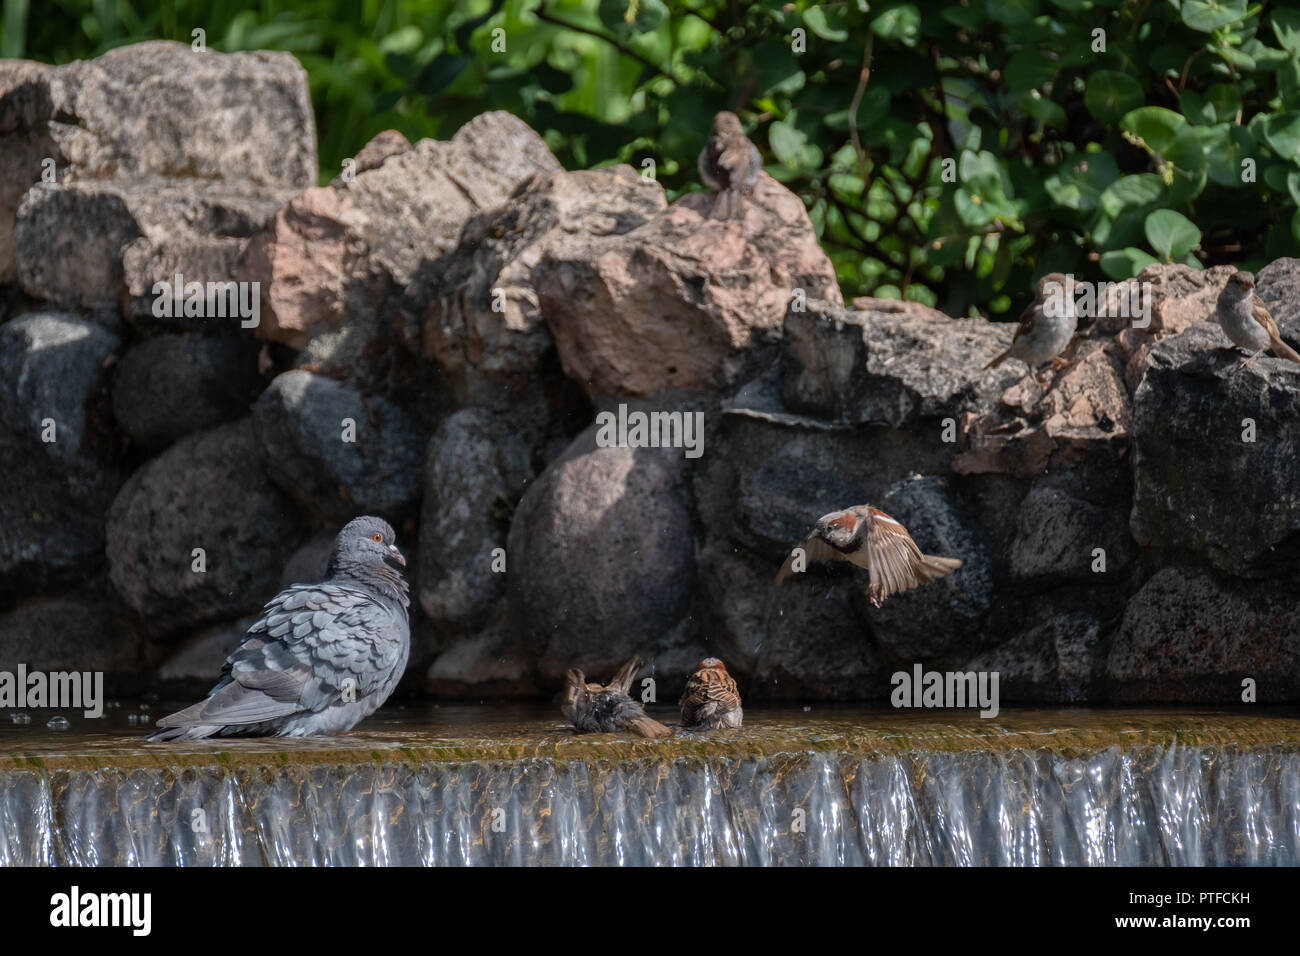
418, 409, 534, 633
506, 427, 697, 680
1106, 566, 1300, 702
1130, 322, 1300, 573
111, 334, 262, 449
0, 591, 138, 676
964, 610, 1104, 703
105, 419, 303, 637
15, 178, 294, 315
1, 41, 314, 284
251, 369, 426, 523
1009, 484, 1136, 585
0, 312, 122, 590
782, 299, 1014, 426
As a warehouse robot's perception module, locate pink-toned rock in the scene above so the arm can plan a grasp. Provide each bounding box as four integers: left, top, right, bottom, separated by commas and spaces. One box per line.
330, 129, 411, 184
955, 341, 1130, 476
392, 165, 666, 405
243, 115, 562, 349
534, 171, 841, 398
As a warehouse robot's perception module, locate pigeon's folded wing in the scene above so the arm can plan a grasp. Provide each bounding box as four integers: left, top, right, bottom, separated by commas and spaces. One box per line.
160, 583, 403, 730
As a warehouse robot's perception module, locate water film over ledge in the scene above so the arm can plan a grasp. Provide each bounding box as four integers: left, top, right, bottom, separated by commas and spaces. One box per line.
2, 706, 1298, 866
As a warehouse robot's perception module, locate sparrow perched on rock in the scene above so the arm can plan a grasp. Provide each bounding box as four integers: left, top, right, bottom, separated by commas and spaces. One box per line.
698, 110, 763, 220
776, 505, 962, 607
680, 658, 743, 730
562, 657, 672, 739
983, 272, 1077, 377
1215, 270, 1300, 366
148, 516, 410, 741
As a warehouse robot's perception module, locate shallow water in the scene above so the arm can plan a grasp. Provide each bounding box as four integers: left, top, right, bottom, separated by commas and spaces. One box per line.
2, 704, 1298, 865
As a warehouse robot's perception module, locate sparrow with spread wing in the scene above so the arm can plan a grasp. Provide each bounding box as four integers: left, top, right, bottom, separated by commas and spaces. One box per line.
775, 505, 962, 608
562, 657, 672, 740
680, 658, 743, 730
1215, 270, 1300, 367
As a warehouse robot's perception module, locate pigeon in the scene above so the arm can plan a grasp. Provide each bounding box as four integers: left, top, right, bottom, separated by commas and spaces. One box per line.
147, 516, 410, 741
698, 110, 763, 220
1215, 270, 1300, 367
776, 505, 962, 607
562, 657, 672, 740
983, 272, 1078, 378
680, 658, 743, 730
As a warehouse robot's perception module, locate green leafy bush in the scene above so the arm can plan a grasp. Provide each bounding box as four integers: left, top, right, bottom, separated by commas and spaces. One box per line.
5, 0, 1298, 319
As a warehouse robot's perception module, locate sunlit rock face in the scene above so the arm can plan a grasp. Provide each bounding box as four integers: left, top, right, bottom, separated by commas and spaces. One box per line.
3, 711, 1297, 866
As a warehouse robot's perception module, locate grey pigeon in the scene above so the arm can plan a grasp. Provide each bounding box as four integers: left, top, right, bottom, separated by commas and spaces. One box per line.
147, 516, 410, 741
562, 658, 672, 739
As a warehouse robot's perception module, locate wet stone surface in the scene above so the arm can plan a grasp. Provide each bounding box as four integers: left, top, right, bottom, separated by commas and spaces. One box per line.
2, 705, 1299, 865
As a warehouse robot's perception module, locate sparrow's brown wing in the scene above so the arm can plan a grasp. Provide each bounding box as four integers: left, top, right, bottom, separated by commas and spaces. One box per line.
607, 657, 641, 696
1010, 299, 1041, 344
1251, 297, 1300, 362
681, 668, 741, 723
862, 508, 929, 606
774, 535, 843, 584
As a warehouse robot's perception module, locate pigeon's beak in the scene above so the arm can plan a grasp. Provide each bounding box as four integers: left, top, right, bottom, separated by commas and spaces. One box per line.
386, 544, 407, 567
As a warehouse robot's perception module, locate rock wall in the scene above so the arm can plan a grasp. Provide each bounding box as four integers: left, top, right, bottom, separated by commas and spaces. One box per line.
1, 42, 1297, 704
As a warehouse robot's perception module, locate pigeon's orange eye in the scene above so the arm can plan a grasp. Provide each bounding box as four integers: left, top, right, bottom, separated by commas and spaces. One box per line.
372, 533, 383, 542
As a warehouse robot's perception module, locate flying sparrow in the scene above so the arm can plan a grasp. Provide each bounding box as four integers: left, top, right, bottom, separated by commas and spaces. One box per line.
680, 658, 743, 730
983, 272, 1078, 377
698, 110, 762, 220
1215, 270, 1300, 367
775, 505, 963, 607
562, 657, 672, 740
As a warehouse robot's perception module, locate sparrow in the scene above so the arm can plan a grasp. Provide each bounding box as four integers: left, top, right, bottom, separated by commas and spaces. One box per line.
1215, 270, 1300, 367
983, 272, 1078, 377
775, 505, 962, 608
562, 657, 672, 740
679, 658, 743, 730
698, 110, 762, 220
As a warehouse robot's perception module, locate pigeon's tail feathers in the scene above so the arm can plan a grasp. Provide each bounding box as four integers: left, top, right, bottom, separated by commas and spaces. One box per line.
627, 713, 673, 740
145, 722, 222, 743
919, 554, 963, 582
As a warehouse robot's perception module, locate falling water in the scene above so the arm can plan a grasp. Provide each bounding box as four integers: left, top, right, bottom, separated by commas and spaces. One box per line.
1, 707, 1297, 865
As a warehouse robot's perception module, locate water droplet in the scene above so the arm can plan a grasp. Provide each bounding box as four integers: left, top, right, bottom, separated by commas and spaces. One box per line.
138, 703, 150, 711
127, 714, 139, 725
10, 712, 31, 725
106, 699, 121, 709
46, 716, 70, 731
802, 705, 812, 712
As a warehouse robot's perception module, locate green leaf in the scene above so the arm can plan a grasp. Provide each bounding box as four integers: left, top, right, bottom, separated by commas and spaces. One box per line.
1006, 50, 1059, 91
1145, 209, 1202, 261
871, 4, 921, 46
597, 0, 668, 36
1181, 0, 1247, 32
768, 120, 806, 166
1262, 111, 1300, 161
1018, 92, 1068, 129
1120, 107, 1187, 154
803, 6, 849, 41
1100, 174, 1165, 217
1085, 71, 1145, 122
985, 0, 1038, 27
1205, 83, 1243, 123
1203, 125, 1255, 187
1100, 247, 1160, 280
1274, 8, 1300, 53
1044, 152, 1119, 212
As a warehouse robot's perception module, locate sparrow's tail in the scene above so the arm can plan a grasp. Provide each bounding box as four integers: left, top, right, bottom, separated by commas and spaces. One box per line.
626, 713, 674, 740
711, 187, 744, 221
982, 349, 1011, 371
919, 554, 963, 582
1269, 334, 1300, 364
